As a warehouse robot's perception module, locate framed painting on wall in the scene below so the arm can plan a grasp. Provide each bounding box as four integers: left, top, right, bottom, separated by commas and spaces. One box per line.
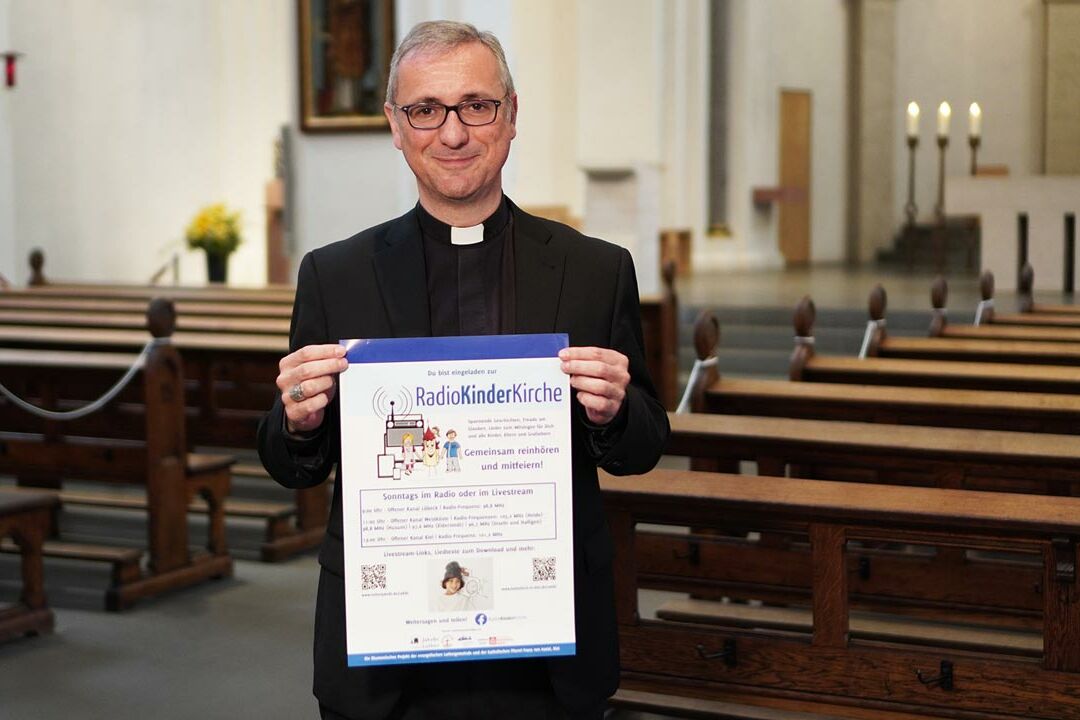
298, 0, 396, 133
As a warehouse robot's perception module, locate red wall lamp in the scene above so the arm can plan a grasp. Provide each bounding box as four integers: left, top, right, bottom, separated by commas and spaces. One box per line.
3, 52, 23, 88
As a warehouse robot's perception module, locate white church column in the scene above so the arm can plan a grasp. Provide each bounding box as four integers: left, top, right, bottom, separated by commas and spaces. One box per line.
577, 0, 663, 295
848, 0, 896, 264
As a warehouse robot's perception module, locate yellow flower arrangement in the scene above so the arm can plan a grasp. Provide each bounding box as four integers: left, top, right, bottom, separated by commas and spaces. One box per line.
185, 203, 243, 255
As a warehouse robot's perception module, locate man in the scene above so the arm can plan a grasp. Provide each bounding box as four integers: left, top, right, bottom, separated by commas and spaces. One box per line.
258, 20, 668, 720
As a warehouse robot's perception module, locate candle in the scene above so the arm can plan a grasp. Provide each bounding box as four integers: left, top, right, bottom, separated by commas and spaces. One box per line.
969, 102, 981, 137
937, 101, 951, 137
906, 102, 920, 138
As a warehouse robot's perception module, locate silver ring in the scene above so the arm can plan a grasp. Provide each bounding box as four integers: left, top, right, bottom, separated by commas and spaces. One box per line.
288, 383, 305, 403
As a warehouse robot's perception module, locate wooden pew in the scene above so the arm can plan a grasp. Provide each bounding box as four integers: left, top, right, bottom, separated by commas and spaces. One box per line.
12, 248, 679, 409
15, 247, 679, 409
931, 274, 1080, 342
791, 297, 1080, 395
22, 282, 295, 305
651, 314, 1080, 635
21, 248, 294, 302
680, 310, 1080, 436
0, 308, 290, 335
655, 410, 1080, 625
0, 293, 293, 318
864, 285, 1080, 367
604, 468, 1080, 719
0, 301, 233, 609
0, 324, 324, 562
0, 490, 57, 641
959, 266, 1080, 329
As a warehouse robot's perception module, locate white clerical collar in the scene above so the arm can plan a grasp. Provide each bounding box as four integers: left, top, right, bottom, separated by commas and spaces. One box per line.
450, 224, 485, 246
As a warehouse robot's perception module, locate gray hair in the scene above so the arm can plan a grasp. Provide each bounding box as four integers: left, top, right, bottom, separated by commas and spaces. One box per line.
385, 21, 515, 106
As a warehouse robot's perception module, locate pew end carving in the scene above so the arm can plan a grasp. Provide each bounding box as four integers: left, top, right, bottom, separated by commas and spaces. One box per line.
929, 276, 948, 336
863, 284, 888, 357
688, 310, 720, 414
27, 249, 45, 287
789, 296, 816, 381
1019, 263, 1035, 313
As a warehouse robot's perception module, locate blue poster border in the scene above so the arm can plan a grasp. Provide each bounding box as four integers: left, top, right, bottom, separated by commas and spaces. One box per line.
343, 334, 568, 364
348, 642, 576, 667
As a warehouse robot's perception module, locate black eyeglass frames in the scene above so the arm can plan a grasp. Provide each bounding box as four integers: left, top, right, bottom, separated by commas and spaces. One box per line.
393, 98, 504, 130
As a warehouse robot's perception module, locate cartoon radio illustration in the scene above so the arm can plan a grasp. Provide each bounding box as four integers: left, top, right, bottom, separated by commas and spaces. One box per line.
374, 388, 434, 480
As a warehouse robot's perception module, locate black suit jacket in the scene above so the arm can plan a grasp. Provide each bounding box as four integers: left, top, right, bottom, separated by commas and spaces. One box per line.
258, 201, 669, 718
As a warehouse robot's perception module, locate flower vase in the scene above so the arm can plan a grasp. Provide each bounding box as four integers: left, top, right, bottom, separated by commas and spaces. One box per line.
206, 252, 228, 284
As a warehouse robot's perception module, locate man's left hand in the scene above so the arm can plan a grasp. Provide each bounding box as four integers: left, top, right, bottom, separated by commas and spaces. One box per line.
559, 347, 630, 425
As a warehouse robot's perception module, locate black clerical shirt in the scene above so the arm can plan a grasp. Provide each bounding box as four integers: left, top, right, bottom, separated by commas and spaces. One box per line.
416, 197, 516, 337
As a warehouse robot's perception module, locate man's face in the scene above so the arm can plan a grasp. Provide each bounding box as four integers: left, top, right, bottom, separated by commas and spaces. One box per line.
385, 42, 517, 210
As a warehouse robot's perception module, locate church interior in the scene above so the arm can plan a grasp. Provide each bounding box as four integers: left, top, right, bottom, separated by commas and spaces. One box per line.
1, 0, 1080, 718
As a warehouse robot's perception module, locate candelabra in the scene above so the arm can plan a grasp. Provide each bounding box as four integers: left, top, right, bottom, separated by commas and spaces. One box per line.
934, 135, 948, 224
968, 135, 980, 176
904, 136, 919, 228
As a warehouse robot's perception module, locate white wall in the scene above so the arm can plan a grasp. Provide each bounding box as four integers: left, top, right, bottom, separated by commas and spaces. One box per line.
509, 0, 581, 217
0, 0, 15, 283
290, 0, 519, 269
8, 0, 289, 286
893, 0, 1045, 228
9, 0, 1053, 288
701, 0, 850, 270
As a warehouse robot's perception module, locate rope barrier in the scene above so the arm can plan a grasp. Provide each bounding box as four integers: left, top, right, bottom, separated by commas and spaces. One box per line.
974, 299, 993, 326
675, 356, 719, 415
858, 318, 886, 359
0, 338, 165, 421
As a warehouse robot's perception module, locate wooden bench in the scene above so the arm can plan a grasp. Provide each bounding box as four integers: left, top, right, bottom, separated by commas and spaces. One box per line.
20, 250, 294, 302
0, 308, 290, 335
0, 294, 293, 318
0, 300, 234, 609
610, 687, 881, 720
23, 283, 295, 304
950, 266, 1080, 329
928, 274, 1080, 343
791, 297, 1080, 395
603, 468, 1080, 719
680, 309, 1080, 434
655, 410, 1080, 625
863, 285, 1080, 367
0, 489, 58, 642
0, 324, 324, 562
14, 248, 680, 410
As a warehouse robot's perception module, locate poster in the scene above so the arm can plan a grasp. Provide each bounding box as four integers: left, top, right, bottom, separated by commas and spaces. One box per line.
338, 334, 576, 667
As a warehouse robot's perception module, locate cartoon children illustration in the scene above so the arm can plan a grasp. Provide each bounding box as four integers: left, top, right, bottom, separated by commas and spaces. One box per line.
443, 429, 462, 472
420, 427, 440, 475
400, 432, 416, 476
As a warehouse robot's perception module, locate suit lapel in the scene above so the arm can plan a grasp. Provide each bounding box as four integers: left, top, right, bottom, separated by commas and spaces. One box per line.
373, 210, 432, 338
512, 204, 566, 334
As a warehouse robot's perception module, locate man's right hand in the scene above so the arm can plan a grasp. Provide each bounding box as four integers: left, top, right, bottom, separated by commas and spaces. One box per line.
277, 344, 348, 435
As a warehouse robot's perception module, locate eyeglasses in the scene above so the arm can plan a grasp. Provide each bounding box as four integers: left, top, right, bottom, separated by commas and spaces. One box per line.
394, 98, 504, 130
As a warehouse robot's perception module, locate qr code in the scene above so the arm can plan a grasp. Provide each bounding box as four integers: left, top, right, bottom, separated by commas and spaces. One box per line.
361, 564, 386, 590
532, 557, 556, 582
